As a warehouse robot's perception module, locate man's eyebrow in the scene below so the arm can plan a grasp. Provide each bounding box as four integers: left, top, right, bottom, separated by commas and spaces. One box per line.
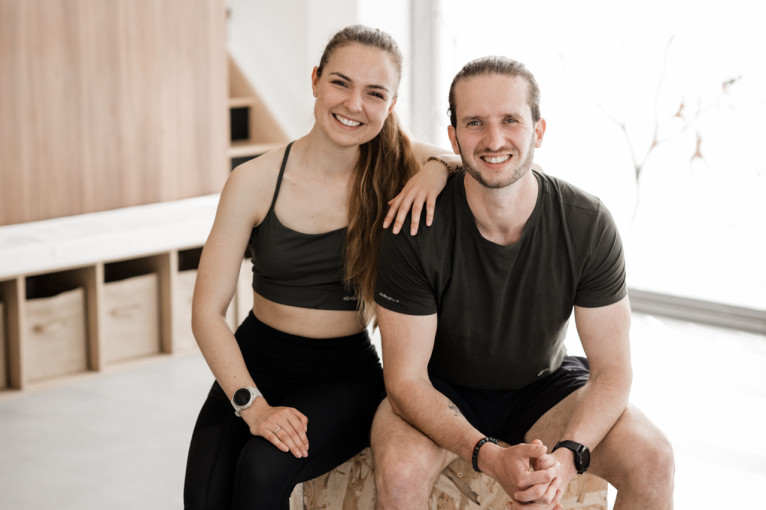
460, 112, 522, 123
459, 114, 483, 123
329, 71, 389, 92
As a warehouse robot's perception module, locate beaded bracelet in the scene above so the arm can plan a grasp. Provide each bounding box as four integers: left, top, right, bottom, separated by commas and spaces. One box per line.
426, 155, 451, 171
472, 436, 498, 473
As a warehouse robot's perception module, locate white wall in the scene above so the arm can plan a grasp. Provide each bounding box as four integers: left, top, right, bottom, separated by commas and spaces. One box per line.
226, 0, 415, 140
434, 0, 765, 309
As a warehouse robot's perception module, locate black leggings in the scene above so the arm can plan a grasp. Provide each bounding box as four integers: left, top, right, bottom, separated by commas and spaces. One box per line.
183, 312, 385, 510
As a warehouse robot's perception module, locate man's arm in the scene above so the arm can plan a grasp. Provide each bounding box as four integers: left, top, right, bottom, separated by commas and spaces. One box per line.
377, 306, 560, 504
377, 307, 479, 457
549, 296, 633, 480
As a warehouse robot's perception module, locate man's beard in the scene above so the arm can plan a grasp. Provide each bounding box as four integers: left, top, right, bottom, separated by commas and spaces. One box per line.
459, 135, 536, 190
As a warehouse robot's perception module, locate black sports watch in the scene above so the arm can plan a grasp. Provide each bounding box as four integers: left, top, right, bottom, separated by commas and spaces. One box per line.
231, 386, 263, 417
553, 440, 591, 474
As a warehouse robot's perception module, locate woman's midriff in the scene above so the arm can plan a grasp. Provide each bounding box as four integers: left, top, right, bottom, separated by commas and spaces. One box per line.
251, 291, 366, 339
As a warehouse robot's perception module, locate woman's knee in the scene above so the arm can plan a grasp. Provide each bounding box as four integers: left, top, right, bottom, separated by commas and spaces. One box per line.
235, 438, 298, 490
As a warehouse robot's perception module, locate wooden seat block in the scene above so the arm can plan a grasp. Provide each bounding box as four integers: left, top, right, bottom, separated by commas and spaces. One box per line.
291, 447, 607, 510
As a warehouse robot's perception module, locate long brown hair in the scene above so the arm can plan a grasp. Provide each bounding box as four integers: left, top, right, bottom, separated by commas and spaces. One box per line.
316, 25, 420, 322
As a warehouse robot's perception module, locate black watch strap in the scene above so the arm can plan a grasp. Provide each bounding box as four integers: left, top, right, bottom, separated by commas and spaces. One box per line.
553, 440, 590, 474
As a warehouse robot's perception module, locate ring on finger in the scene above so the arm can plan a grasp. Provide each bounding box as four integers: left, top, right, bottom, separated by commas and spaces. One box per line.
273, 426, 281, 435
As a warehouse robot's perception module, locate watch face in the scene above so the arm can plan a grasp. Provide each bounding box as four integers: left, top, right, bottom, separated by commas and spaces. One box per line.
580, 446, 591, 471
233, 388, 251, 406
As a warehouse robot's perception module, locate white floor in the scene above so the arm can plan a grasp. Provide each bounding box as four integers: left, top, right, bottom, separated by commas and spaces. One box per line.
0, 312, 764, 509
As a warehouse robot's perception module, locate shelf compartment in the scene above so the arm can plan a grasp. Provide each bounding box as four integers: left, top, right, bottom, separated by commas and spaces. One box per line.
24, 272, 89, 383
102, 259, 162, 364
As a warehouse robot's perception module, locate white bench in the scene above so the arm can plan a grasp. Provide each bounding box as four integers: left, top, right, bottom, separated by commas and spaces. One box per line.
0, 195, 252, 391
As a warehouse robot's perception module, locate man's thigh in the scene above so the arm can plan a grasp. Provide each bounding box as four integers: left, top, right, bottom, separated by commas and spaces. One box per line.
371, 398, 457, 484
524, 390, 671, 484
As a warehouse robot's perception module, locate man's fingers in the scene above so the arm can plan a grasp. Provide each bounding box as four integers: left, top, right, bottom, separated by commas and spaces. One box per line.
515, 442, 548, 458
521, 468, 555, 487
513, 479, 548, 503
514, 477, 561, 505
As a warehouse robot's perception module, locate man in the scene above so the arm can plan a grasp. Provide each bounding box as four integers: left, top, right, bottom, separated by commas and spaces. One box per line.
371, 56, 674, 510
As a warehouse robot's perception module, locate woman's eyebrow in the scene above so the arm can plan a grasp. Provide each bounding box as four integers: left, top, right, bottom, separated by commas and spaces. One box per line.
329, 71, 389, 93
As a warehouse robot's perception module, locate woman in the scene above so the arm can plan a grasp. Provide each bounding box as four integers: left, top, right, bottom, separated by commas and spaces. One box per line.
183, 25, 456, 509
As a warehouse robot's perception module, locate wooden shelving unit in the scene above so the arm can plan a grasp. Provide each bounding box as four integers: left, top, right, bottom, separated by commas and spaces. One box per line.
0, 1, 287, 394
0, 197, 252, 394
227, 54, 289, 169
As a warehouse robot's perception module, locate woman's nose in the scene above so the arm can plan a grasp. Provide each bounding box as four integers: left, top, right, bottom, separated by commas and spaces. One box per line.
344, 90, 363, 112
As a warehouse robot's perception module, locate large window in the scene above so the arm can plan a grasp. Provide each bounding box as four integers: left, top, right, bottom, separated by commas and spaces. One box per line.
428, 0, 765, 312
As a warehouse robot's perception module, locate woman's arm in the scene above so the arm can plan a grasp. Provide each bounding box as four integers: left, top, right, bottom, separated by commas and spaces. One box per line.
384, 140, 462, 235
191, 157, 309, 459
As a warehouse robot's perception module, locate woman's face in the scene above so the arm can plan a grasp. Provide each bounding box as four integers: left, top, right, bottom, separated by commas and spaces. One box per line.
312, 43, 399, 148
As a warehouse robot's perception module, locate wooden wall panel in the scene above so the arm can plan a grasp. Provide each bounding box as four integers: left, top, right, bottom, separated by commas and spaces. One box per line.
0, 0, 228, 225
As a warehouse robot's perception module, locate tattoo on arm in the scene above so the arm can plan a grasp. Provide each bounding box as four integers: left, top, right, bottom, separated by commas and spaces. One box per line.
448, 400, 462, 417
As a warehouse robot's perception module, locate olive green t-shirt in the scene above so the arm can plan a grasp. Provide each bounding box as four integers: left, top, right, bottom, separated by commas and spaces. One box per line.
375, 171, 627, 390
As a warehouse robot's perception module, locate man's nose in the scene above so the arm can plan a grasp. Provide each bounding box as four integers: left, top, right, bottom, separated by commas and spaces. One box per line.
484, 124, 505, 151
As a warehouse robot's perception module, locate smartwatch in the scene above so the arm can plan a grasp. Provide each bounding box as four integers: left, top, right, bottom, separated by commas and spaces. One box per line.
231, 386, 263, 417
553, 440, 591, 474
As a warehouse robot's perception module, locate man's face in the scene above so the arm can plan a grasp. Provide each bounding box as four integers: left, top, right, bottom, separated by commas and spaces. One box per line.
448, 74, 545, 189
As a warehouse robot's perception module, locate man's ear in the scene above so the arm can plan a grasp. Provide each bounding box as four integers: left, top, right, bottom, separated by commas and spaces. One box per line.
447, 125, 460, 155
534, 118, 546, 148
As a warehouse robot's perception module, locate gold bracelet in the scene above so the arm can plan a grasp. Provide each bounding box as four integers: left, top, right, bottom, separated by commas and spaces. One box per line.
426, 155, 451, 172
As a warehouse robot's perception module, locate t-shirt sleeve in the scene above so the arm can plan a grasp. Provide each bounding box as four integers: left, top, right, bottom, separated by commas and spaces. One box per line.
575, 202, 628, 308
375, 225, 438, 315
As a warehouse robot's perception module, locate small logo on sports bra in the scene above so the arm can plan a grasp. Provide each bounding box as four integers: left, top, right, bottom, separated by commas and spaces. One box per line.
377, 292, 400, 304
343, 295, 359, 301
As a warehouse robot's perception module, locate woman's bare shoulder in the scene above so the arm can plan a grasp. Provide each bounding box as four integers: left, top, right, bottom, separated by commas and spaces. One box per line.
231, 144, 288, 181
220, 143, 291, 224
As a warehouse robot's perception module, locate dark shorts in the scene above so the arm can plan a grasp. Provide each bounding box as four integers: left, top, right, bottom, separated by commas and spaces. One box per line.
430, 356, 590, 445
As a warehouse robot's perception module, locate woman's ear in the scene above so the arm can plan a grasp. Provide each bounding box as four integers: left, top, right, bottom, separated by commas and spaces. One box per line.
387, 96, 398, 115
311, 66, 319, 97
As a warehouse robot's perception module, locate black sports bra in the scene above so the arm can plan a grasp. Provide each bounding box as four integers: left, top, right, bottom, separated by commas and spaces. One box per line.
248, 142, 359, 311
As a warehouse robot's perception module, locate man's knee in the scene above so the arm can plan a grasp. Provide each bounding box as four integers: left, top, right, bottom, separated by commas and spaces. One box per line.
371, 400, 450, 509
623, 431, 675, 499
596, 407, 675, 502
373, 445, 438, 507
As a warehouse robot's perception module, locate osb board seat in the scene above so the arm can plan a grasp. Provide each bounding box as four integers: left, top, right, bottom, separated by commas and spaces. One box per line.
290, 447, 607, 510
